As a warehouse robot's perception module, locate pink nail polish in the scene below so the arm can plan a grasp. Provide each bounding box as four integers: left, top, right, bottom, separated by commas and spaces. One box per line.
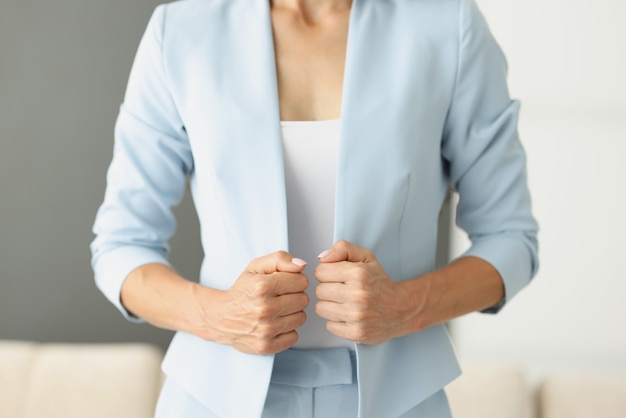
317, 250, 331, 259
292, 258, 307, 266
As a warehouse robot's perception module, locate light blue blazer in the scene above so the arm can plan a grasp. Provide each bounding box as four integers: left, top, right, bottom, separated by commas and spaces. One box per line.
91, 0, 539, 416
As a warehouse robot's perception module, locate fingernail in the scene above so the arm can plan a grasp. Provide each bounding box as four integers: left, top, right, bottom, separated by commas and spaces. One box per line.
317, 250, 331, 259
292, 258, 307, 267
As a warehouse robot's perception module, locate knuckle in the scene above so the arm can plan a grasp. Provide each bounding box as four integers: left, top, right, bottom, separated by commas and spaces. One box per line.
352, 267, 370, 283
352, 289, 373, 306
350, 327, 369, 343
248, 253, 267, 268
254, 339, 274, 356
255, 322, 275, 338
282, 330, 299, 349
254, 304, 275, 320
274, 250, 290, 262
250, 280, 273, 297
349, 308, 368, 323
336, 240, 349, 250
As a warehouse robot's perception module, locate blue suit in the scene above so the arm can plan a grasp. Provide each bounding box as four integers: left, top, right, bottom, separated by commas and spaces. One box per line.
91, 0, 539, 416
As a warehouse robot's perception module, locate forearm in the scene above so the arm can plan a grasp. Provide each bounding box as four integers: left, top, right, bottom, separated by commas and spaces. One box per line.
120, 255, 309, 355
402, 256, 504, 335
120, 263, 222, 340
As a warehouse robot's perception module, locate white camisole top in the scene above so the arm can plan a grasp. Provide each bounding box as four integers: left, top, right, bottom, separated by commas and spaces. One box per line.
280, 119, 351, 349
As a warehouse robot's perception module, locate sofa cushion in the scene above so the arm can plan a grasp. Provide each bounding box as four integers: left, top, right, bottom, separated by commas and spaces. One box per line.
0, 341, 163, 418
540, 371, 626, 418
0, 341, 38, 418
446, 363, 533, 418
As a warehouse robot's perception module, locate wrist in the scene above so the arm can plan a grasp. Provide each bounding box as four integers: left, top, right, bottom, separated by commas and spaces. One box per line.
402, 257, 505, 336
398, 274, 438, 335
188, 283, 229, 343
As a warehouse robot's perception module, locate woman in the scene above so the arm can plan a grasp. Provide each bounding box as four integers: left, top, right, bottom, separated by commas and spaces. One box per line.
91, 0, 538, 416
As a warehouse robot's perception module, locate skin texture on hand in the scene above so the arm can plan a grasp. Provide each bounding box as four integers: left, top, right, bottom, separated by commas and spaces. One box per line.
194, 252, 310, 355
121, 242, 503, 353
121, 252, 309, 356
315, 240, 505, 345
314, 240, 425, 344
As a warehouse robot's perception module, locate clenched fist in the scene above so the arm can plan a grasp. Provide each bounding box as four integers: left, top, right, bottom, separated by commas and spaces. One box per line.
196, 251, 310, 355
315, 241, 425, 345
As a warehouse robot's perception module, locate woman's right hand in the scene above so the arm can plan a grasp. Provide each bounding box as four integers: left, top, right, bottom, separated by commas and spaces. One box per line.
194, 251, 309, 355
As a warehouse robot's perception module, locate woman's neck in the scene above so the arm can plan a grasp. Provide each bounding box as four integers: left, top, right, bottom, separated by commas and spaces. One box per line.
271, 0, 352, 22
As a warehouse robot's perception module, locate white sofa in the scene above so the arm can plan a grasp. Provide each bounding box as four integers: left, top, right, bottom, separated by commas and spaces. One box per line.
2, 341, 626, 418
0, 341, 163, 418
447, 364, 626, 418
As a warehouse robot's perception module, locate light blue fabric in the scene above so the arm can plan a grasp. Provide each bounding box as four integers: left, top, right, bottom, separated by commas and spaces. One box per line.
91, 0, 539, 416
264, 348, 359, 418
156, 380, 451, 418
155, 348, 452, 418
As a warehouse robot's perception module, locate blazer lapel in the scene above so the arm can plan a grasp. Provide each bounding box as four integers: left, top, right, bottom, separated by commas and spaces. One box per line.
165, 1, 287, 416
339, 2, 413, 415
205, 0, 289, 260
339, 1, 462, 416
337, 0, 412, 255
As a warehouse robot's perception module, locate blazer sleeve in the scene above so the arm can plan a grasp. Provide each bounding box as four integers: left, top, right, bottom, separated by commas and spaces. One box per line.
90, 5, 193, 321
441, 0, 539, 312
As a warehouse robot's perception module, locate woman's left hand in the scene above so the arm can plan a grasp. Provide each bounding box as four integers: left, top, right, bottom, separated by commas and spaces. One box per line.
314, 240, 427, 345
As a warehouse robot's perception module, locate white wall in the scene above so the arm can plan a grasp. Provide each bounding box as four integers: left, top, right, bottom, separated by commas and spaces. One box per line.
450, 0, 626, 378
476, 0, 626, 112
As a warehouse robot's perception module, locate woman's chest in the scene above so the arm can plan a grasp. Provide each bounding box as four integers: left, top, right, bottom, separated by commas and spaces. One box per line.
270, 8, 350, 121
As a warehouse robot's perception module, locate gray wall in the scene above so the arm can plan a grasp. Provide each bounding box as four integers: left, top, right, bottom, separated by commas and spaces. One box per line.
0, 0, 202, 350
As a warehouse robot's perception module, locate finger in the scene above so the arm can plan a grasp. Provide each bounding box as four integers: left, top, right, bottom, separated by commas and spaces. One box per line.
279, 310, 307, 331
275, 292, 309, 316
270, 329, 300, 353
266, 272, 309, 295
262, 313, 306, 352
315, 300, 348, 322
248, 251, 307, 274
315, 282, 348, 303
257, 309, 306, 336
242, 329, 300, 356
317, 240, 374, 264
325, 321, 351, 341
314, 260, 353, 284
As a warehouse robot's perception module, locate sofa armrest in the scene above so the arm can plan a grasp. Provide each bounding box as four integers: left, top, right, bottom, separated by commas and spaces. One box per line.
0, 341, 163, 418
446, 363, 533, 418
539, 371, 626, 418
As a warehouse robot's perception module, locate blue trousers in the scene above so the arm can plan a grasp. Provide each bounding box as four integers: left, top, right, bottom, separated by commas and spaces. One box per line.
155, 347, 452, 418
